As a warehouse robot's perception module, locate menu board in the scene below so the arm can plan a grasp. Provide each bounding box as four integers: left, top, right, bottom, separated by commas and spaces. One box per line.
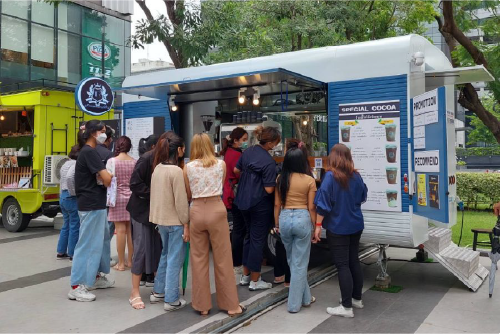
125, 117, 165, 159
339, 100, 401, 212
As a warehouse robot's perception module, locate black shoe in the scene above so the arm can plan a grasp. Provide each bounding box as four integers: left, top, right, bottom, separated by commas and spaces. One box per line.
57, 253, 70, 260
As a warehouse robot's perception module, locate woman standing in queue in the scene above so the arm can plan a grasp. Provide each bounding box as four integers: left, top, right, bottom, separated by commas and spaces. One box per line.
234, 126, 281, 290
107, 136, 136, 271
313, 143, 367, 318
68, 120, 114, 302
221, 127, 248, 274
149, 132, 190, 312
275, 148, 317, 313
127, 135, 160, 309
184, 133, 245, 316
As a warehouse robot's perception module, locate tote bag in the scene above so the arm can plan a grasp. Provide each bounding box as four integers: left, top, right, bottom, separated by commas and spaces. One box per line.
106, 158, 117, 207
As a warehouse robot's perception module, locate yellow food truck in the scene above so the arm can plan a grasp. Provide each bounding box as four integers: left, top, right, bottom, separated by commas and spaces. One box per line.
0, 89, 113, 232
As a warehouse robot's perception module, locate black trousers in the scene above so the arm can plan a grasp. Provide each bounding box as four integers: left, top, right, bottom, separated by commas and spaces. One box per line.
274, 239, 291, 283
231, 204, 247, 267
327, 230, 363, 308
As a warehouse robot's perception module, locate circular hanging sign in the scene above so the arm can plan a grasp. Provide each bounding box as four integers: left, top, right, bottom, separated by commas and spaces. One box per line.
75, 77, 114, 116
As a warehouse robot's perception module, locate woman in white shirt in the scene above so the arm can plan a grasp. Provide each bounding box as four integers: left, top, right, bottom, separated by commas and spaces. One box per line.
184, 133, 245, 317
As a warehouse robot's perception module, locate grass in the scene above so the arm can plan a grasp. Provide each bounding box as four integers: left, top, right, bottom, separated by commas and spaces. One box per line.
451, 210, 496, 248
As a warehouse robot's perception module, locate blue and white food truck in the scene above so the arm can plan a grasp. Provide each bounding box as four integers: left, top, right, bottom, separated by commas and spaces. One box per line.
120, 34, 494, 291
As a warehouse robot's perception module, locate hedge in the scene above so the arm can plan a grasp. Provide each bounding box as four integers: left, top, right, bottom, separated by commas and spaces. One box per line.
457, 172, 500, 209
456, 147, 500, 157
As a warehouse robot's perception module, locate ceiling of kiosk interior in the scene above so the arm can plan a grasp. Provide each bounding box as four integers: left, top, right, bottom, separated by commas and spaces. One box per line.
121, 68, 324, 103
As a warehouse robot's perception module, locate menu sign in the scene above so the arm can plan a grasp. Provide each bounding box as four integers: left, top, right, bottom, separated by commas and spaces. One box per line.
339, 100, 401, 212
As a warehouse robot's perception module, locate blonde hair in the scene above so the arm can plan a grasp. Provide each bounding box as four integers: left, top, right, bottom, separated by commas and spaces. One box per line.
190, 133, 218, 167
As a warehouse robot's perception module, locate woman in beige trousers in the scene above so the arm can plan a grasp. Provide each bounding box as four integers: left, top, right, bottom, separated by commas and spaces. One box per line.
184, 133, 246, 317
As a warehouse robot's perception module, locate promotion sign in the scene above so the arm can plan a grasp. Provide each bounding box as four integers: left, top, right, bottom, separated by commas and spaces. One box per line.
75, 77, 114, 116
339, 100, 401, 212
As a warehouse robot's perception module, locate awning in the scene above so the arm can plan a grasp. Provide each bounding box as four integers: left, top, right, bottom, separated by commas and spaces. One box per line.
119, 68, 325, 103
425, 65, 494, 87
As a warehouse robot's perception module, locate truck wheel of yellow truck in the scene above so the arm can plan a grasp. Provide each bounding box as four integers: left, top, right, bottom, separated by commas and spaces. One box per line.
1, 198, 31, 232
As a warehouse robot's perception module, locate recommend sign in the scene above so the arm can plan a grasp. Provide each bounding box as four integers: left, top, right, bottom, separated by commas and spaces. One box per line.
414, 150, 440, 173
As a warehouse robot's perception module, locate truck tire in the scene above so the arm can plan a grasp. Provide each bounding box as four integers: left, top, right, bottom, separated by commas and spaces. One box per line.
1, 198, 31, 232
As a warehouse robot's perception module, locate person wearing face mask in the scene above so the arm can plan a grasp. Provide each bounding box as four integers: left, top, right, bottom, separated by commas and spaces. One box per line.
234, 126, 281, 291
221, 127, 249, 274
68, 120, 114, 302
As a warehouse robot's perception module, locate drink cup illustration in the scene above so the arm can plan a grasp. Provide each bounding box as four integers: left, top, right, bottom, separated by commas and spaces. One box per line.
385, 144, 397, 163
386, 190, 398, 207
341, 126, 351, 142
385, 124, 396, 142
386, 167, 398, 184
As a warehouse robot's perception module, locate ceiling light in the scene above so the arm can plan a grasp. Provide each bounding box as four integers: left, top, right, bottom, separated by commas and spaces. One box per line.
169, 96, 178, 112
238, 88, 247, 104
0, 113, 4, 121
252, 87, 260, 106
302, 120, 308, 126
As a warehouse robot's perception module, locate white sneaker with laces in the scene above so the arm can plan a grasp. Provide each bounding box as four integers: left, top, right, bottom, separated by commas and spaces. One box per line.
68, 285, 96, 302
164, 298, 187, 311
339, 298, 364, 309
88, 274, 115, 290
150, 291, 165, 304
249, 278, 272, 291
327, 305, 354, 318
240, 274, 251, 286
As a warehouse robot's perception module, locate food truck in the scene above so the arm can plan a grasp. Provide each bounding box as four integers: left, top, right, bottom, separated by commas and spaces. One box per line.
120, 35, 494, 290
0, 82, 114, 232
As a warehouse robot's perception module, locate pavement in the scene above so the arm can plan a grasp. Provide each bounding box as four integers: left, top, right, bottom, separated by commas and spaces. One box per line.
1, 218, 500, 333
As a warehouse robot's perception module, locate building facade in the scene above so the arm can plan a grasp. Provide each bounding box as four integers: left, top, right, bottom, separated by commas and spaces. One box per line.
0, 0, 132, 93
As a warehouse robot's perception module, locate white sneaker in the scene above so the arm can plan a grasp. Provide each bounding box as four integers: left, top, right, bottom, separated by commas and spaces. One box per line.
234, 266, 243, 275
249, 278, 272, 291
240, 274, 251, 286
150, 291, 165, 304
110, 259, 117, 267
140, 280, 146, 286
68, 285, 96, 302
164, 298, 187, 311
327, 305, 354, 318
88, 274, 115, 290
145, 281, 155, 288
339, 298, 364, 309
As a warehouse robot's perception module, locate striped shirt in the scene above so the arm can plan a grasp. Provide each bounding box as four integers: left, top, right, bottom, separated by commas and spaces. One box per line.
60, 160, 77, 196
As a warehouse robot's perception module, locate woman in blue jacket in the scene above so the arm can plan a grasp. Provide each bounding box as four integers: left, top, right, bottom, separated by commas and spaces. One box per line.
314, 143, 368, 318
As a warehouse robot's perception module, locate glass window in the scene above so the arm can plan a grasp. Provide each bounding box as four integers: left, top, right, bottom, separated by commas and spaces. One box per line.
1, 15, 29, 81
82, 36, 104, 79
58, 31, 81, 85
58, 2, 81, 33
124, 46, 131, 76
82, 8, 103, 39
1, 1, 29, 19
103, 15, 124, 45
31, 23, 55, 81
31, 0, 54, 26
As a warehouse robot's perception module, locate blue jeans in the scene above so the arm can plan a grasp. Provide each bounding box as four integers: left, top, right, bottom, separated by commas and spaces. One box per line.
279, 209, 312, 313
70, 209, 111, 286
57, 190, 80, 257
153, 225, 186, 303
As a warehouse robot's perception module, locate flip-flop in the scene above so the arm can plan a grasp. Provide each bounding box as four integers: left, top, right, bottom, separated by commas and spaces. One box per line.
228, 304, 247, 317
199, 310, 210, 317
129, 297, 145, 310
273, 276, 285, 284
113, 264, 126, 271
303, 296, 316, 307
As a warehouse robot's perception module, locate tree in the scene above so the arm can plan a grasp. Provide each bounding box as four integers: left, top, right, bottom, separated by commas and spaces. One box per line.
467, 95, 500, 145
435, 1, 500, 143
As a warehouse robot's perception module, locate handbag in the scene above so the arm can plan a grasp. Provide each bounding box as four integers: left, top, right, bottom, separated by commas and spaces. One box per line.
106, 158, 117, 207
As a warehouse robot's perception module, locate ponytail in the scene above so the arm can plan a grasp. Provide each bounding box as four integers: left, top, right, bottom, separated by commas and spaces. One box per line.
221, 127, 248, 156
152, 131, 184, 169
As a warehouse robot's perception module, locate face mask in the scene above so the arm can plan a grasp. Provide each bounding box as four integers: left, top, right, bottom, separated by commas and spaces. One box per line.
96, 133, 107, 145
241, 141, 248, 149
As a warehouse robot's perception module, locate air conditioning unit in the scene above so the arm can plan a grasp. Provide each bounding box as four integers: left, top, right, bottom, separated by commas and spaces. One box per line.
44, 155, 70, 186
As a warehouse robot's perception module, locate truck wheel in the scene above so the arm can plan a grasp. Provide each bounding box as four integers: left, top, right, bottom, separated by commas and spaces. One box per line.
264, 234, 277, 266
1, 198, 31, 232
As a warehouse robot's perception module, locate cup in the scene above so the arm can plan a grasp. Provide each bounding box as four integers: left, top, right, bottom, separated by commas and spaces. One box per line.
385, 124, 396, 142
386, 167, 398, 184
341, 126, 351, 142
386, 190, 398, 207
385, 144, 397, 163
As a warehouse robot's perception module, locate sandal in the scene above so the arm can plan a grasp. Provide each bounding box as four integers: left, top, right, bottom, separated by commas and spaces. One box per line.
228, 304, 247, 317
113, 264, 127, 271
129, 297, 145, 310
200, 310, 210, 316
303, 296, 316, 307
273, 276, 285, 284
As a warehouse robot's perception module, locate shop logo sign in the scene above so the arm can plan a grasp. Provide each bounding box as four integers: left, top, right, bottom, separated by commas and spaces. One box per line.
88, 42, 111, 60
75, 78, 114, 116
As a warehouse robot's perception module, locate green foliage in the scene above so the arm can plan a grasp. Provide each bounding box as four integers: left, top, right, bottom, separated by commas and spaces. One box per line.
466, 95, 500, 145
457, 172, 500, 208
456, 146, 500, 157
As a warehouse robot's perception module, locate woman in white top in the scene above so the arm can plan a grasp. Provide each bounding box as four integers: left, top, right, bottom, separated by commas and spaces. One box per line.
184, 133, 246, 317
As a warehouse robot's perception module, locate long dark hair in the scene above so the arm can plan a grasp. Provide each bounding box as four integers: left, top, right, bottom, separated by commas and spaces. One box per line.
82, 120, 105, 141
221, 127, 247, 156
277, 148, 309, 205
285, 139, 312, 176
114, 136, 132, 156
77, 129, 86, 149
138, 134, 159, 156
327, 143, 356, 189
153, 131, 184, 169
